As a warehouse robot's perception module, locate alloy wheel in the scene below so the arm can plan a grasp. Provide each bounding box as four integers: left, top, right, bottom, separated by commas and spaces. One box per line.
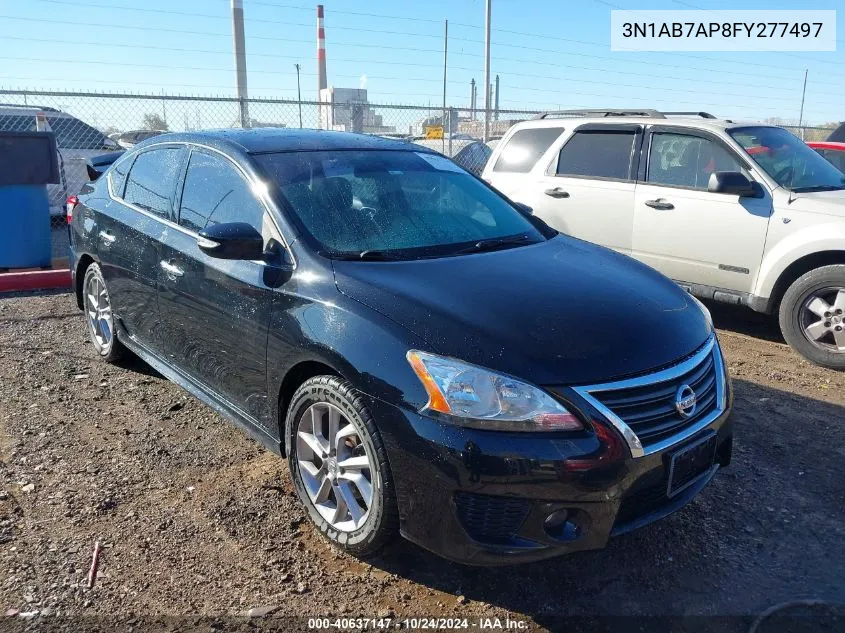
295, 402, 375, 532
84, 273, 114, 351
800, 286, 845, 353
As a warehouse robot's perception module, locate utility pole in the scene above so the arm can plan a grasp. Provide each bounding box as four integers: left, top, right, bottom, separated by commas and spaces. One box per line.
442, 19, 448, 155
494, 74, 500, 121
470, 78, 476, 119
798, 69, 808, 140
231, 0, 250, 128
295, 63, 303, 128
483, 0, 492, 142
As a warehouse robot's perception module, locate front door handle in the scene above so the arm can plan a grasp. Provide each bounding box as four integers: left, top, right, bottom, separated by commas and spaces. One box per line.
98, 230, 116, 244
160, 260, 184, 280
644, 198, 674, 210
544, 187, 570, 199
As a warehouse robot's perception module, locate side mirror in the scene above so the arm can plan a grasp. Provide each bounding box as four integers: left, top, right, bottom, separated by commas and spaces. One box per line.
514, 202, 534, 215
198, 222, 264, 260
708, 171, 762, 197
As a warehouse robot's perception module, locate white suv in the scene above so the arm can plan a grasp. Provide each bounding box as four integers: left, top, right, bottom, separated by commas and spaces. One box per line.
483, 109, 845, 369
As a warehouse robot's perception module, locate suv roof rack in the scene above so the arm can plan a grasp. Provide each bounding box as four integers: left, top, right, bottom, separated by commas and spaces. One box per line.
0, 103, 61, 113
532, 109, 718, 120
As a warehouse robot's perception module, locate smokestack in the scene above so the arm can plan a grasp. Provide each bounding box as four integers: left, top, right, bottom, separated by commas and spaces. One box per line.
494, 74, 500, 121
470, 79, 476, 119
231, 0, 249, 127
317, 4, 327, 99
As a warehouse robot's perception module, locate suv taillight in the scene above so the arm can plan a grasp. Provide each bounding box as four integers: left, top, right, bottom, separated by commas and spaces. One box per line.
66, 196, 79, 224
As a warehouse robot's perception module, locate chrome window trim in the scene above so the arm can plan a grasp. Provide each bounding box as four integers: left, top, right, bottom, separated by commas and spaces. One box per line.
107, 140, 297, 270
573, 335, 725, 459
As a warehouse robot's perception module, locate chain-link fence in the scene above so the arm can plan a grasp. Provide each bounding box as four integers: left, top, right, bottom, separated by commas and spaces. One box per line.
0, 88, 839, 266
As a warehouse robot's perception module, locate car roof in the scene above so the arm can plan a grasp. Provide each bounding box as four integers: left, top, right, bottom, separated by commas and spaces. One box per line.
142, 128, 430, 155
505, 115, 767, 136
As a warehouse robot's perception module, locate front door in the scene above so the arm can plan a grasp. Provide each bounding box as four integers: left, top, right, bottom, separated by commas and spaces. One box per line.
519, 125, 642, 254
632, 128, 772, 293
157, 149, 279, 427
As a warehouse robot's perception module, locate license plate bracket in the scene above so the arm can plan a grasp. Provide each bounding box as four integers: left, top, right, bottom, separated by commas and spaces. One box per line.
666, 432, 718, 499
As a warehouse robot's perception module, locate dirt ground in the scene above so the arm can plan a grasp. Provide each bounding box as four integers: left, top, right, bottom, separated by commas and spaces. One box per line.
1, 291, 844, 632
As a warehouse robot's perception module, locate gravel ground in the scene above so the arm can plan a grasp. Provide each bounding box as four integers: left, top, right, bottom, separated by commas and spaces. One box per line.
1, 291, 844, 632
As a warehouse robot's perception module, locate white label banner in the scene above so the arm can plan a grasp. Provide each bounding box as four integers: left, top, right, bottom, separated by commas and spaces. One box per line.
611, 10, 836, 51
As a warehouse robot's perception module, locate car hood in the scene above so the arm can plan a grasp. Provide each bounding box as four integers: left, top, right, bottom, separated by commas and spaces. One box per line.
332, 236, 711, 386
782, 189, 845, 216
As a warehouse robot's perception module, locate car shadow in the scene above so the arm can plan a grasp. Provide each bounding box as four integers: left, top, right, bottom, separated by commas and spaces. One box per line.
702, 299, 784, 344
362, 379, 845, 626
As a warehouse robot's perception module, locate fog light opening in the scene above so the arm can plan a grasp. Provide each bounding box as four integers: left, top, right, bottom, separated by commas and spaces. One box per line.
544, 509, 582, 542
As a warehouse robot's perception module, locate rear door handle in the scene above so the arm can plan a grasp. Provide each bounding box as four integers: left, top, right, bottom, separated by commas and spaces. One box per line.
544, 187, 570, 199
98, 230, 116, 244
644, 198, 674, 210
160, 260, 184, 280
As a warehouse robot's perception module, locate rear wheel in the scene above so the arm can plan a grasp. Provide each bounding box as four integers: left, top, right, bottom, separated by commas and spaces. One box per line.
82, 263, 125, 363
286, 376, 398, 556
779, 264, 845, 370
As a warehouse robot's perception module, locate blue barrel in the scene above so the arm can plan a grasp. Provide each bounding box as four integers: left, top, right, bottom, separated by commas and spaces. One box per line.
0, 185, 52, 268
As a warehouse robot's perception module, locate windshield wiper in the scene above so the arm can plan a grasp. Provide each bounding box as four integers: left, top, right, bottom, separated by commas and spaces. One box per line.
791, 184, 845, 193
451, 234, 535, 255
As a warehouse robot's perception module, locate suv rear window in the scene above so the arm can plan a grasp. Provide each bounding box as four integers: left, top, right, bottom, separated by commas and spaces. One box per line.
556, 130, 636, 180
492, 127, 564, 173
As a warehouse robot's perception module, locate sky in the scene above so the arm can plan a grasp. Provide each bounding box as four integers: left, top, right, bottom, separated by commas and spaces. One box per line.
0, 0, 843, 129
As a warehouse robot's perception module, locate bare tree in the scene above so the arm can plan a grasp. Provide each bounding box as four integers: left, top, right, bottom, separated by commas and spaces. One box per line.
142, 113, 168, 131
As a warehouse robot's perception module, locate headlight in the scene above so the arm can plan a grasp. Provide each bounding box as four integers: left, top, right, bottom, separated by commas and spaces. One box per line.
690, 295, 713, 330
406, 350, 583, 431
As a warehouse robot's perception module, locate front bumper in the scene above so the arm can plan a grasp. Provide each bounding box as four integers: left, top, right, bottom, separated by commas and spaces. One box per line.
361, 388, 733, 566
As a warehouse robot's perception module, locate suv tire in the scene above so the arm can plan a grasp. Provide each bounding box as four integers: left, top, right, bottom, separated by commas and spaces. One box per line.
82, 263, 126, 363
286, 376, 399, 556
779, 264, 845, 370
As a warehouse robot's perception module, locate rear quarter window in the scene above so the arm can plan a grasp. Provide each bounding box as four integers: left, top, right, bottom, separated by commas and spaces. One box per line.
492, 127, 564, 173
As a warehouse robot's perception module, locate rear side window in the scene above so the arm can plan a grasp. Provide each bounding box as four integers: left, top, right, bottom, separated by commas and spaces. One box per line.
123, 147, 183, 219
178, 151, 264, 233
556, 130, 636, 180
47, 117, 107, 150
492, 127, 564, 173
108, 153, 134, 198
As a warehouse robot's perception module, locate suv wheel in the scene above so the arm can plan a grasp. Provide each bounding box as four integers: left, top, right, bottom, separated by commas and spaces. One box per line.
779, 264, 845, 370
82, 263, 125, 363
286, 376, 398, 556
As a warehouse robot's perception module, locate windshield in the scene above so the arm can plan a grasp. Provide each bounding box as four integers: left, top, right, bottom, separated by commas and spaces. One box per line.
255, 149, 545, 259
729, 126, 845, 192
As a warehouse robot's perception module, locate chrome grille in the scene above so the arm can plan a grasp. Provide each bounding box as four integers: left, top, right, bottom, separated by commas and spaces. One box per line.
592, 351, 717, 444
572, 336, 726, 457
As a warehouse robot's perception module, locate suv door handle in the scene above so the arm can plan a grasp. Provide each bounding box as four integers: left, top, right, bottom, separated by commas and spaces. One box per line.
644, 198, 674, 210
98, 230, 116, 244
544, 187, 570, 199
160, 260, 184, 280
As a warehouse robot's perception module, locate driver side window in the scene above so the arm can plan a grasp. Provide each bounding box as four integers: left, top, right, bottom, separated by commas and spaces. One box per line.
648, 133, 745, 190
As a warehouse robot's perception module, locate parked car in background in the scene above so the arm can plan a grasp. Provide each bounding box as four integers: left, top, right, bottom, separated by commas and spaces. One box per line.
483, 109, 845, 369
828, 122, 845, 143
114, 129, 165, 149
452, 140, 493, 175
808, 141, 845, 173
68, 128, 732, 565
0, 104, 119, 215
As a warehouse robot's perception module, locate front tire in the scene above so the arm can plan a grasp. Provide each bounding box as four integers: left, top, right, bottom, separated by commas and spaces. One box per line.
82, 263, 125, 363
779, 264, 845, 370
286, 376, 398, 556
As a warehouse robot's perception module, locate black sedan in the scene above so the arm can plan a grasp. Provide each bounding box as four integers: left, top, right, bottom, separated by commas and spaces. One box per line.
68, 129, 733, 565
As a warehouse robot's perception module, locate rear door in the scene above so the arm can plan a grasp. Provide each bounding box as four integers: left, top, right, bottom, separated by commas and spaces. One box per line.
515, 124, 642, 254
632, 127, 772, 293
157, 148, 278, 427
100, 145, 186, 352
